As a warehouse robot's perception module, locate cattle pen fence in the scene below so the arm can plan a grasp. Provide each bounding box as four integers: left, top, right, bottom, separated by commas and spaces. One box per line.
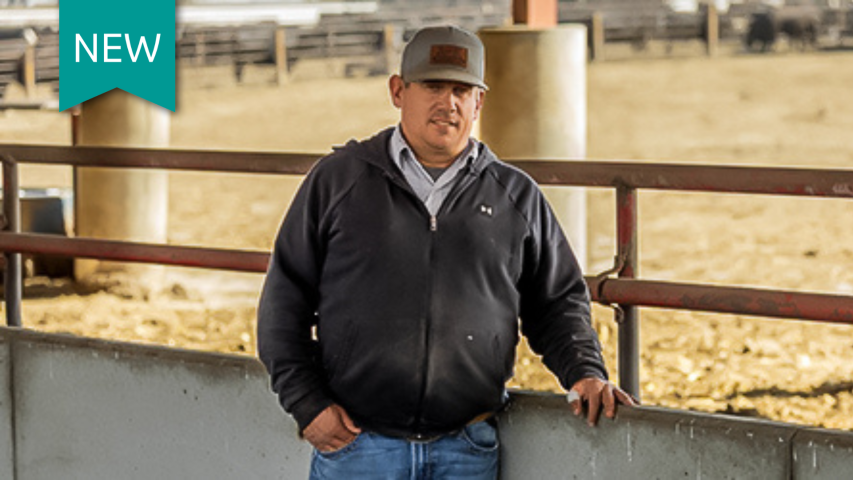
2, 145, 853, 399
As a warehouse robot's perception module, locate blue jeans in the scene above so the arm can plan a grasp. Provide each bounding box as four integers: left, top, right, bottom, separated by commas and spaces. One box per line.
308, 421, 499, 480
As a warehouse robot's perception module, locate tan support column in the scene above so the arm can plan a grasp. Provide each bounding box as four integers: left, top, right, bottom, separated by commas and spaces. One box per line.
74, 90, 170, 290
479, 25, 589, 270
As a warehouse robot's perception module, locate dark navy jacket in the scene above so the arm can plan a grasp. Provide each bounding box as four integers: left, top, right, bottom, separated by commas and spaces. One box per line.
257, 127, 607, 438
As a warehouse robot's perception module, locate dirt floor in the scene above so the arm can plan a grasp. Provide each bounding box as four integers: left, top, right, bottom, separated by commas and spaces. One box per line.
2, 49, 853, 431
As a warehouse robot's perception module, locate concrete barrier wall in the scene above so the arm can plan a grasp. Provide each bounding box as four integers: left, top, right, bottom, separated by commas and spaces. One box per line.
499, 393, 793, 479
793, 429, 853, 479
0, 336, 14, 480
0, 326, 852, 479
1, 328, 310, 480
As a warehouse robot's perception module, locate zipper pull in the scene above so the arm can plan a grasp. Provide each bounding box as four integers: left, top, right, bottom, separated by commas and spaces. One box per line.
430, 215, 437, 232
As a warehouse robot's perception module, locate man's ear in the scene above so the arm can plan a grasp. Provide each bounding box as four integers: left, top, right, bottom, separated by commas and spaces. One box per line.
389, 75, 405, 109
472, 88, 485, 121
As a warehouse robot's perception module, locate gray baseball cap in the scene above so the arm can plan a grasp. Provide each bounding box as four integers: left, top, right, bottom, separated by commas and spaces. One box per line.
400, 26, 487, 90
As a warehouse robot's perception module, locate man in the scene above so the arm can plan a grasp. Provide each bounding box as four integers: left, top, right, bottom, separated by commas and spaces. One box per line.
258, 25, 635, 479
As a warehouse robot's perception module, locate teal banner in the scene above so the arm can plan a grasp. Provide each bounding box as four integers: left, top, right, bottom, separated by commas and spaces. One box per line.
60, 0, 176, 111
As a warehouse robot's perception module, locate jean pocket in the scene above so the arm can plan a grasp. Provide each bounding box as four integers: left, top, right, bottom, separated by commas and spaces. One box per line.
460, 421, 499, 453
316, 433, 363, 460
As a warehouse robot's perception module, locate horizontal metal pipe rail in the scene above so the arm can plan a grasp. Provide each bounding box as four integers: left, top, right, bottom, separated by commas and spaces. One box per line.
0, 231, 270, 274
586, 277, 853, 325
3, 144, 853, 197
3, 144, 853, 397
0, 144, 319, 175
5, 230, 850, 325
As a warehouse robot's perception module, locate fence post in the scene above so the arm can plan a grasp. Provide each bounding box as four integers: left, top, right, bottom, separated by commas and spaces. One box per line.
705, 3, 719, 57
22, 28, 37, 99
2, 155, 22, 327
274, 25, 288, 85
382, 23, 396, 75
196, 31, 206, 66
590, 12, 605, 62
616, 185, 639, 399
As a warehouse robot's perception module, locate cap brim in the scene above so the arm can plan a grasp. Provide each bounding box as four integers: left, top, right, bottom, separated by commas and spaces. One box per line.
403, 69, 488, 90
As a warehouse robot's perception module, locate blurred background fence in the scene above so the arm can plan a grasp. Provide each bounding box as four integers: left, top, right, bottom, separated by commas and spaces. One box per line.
2, 0, 853, 103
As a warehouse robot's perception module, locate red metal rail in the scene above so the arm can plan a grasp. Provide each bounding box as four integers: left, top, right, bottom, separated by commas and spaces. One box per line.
0, 144, 320, 175
3, 145, 853, 398
2, 231, 850, 325
587, 277, 853, 325
0, 232, 270, 274
3, 144, 853, 197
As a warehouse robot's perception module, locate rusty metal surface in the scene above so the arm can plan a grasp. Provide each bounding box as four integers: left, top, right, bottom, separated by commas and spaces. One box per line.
0, 232, 270, 274
0, 144, 321, 175
3, 144, 853, 197
1, 145, 852, 335
4, 229, 850, 326
615, 186, 640, 398
509, 160, 853, 198
587, 277, 853, 325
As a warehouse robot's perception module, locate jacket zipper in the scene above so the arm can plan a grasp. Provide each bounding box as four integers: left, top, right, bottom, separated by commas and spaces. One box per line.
383, 170, 437, 433
417, 219, 436, 434
383, 167, 480, 433
418, 169, 482, 431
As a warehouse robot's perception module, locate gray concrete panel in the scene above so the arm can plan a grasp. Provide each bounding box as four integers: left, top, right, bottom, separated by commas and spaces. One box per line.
10, 329, 310, 480
498, 392, 793, 480
793, 428, 853, 479
0, 330, 14, 480
6, 326, 853, 479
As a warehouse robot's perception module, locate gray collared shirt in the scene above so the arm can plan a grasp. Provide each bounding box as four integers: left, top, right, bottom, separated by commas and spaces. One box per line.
389, 125, 478, 216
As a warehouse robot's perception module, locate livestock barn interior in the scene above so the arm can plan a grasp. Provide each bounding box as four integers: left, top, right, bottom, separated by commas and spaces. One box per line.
1, 0, 853, 477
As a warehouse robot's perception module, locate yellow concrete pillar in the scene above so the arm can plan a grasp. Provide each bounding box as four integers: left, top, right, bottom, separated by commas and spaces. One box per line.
479, 25, 588, 270
74, 90, 170, 290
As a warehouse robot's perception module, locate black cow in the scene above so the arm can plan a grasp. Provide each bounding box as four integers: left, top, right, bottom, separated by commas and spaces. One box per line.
745, 7, 821, 52
746, 12, 776, 52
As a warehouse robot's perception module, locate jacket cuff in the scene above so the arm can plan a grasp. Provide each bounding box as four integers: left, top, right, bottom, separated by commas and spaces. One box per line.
288, 389, 335, 434
564, 365, 608, 392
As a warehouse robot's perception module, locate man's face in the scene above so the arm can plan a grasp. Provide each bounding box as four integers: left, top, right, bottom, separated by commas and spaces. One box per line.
389, 75, 485, 165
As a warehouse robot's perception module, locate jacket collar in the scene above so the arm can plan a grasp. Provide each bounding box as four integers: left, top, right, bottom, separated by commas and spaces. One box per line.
338, 127, 496, 178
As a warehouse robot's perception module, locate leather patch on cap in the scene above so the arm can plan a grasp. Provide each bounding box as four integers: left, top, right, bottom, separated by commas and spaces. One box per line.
430, 45, 468, 68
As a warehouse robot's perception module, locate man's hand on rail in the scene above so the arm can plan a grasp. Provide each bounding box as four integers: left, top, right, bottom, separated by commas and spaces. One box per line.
303, 404, 362, 453
567, 377, 638, 427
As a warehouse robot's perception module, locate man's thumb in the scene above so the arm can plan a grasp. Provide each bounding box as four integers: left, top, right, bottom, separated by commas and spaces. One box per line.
336, 406, 362, 434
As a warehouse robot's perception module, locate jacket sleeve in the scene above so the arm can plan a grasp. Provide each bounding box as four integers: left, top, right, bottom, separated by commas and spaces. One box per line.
517, 189, 609, 391
257, 164, 334, 432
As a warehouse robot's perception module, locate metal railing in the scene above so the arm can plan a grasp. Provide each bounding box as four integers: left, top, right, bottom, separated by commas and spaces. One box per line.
3, 144, 853, 398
